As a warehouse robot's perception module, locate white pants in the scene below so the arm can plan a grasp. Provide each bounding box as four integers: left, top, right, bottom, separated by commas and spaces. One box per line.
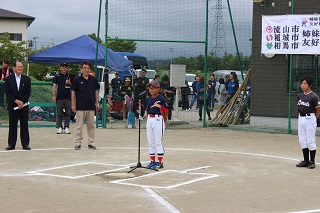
146, 115, 165, 154
298, 113, 317, 150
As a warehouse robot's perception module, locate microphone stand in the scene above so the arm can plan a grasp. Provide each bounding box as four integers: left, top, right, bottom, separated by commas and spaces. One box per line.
128, 98, 148, 173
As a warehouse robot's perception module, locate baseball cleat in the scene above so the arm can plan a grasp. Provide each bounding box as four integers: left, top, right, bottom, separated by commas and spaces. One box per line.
296, 160, 310, 167
151, 162, 161, 171
147, 161, 155, 169
308, 161, 316, 169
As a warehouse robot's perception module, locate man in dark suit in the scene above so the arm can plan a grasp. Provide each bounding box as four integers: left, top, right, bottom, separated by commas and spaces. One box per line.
4, 61, 31, 150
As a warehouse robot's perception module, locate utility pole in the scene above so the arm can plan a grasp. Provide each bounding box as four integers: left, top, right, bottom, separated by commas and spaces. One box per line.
33, 37, 39, 50
169, 47, 174, 65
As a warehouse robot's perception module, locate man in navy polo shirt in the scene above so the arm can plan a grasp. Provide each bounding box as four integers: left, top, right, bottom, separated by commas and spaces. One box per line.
52, 63, 72, 134
71, 61, 100, 150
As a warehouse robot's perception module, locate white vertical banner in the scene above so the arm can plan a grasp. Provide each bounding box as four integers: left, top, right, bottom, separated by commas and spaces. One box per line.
261, 14, 320, 55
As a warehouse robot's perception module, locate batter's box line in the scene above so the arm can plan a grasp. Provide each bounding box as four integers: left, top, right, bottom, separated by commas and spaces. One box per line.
24, 162, 132, 179
111, 166, 219, 189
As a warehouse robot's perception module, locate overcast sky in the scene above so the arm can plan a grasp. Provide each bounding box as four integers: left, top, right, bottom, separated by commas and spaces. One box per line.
1, 0, 252, 59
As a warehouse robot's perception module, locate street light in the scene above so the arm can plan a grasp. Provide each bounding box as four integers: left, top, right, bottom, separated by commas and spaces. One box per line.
169, 47, 174, 65
33, 37, 39, 50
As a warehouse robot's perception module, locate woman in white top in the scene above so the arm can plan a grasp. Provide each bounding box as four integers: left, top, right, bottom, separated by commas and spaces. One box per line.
215, 78, 228, 118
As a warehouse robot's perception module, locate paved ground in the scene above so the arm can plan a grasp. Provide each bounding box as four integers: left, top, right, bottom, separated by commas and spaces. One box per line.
1, 125, 320, 213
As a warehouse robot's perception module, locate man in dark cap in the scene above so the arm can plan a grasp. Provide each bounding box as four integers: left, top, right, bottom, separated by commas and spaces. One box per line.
119, 77, 133, 121
52, 63, 72, 134
111, 72, 122, 99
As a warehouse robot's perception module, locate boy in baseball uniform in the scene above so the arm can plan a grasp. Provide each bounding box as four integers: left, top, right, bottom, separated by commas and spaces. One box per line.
144, 80, 169, 171
296, 76, 320, 169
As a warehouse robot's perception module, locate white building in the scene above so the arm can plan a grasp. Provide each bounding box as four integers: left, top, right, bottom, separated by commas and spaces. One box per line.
0, 8, 35, 46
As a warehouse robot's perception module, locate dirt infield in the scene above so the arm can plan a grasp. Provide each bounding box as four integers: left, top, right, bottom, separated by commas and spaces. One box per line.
1, 125, 320, 213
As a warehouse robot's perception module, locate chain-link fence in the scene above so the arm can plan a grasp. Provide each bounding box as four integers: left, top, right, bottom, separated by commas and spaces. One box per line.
0, 81, 56, 127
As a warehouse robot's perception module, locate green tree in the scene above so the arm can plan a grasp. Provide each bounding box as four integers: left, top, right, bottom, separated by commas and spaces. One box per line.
88, 33, 103, 44
107, 37, 137, 52
0, 32, 29, 63
87, 33, 137, 52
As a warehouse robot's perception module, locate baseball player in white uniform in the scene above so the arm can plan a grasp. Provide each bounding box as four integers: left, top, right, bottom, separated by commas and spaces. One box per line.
144, 80, 168, 171
296, 76, 320, 169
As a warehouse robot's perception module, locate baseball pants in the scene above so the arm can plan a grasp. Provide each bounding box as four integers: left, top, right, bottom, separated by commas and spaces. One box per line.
146, 114, 165, 154
298, 113, 317, 150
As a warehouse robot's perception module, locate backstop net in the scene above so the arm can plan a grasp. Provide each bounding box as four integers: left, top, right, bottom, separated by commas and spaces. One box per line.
105, 0, 253, 128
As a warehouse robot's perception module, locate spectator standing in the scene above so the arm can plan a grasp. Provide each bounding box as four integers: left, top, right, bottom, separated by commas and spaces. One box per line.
207, 74, 216, 111
188, 75, 199, 111
160, 74, 175, 121
180, 80, 191, 111
196, 76, 211, 121
110, 72, 122, 98
133, 69, 148, 118
215, 78, 228, 118
4, 61, 31, 150
119, 77, 133, 121
0, 60, 14, 108
52, 63, 72, 134
71, 61, 100, 150
226, 71, 239, 103
225, 74, 230, 88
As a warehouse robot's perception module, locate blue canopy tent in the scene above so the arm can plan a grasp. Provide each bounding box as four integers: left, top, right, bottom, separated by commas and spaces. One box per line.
28, 35, 132, 69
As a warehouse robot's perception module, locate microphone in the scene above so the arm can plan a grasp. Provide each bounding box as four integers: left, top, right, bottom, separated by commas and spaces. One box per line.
138, 90, 147, 96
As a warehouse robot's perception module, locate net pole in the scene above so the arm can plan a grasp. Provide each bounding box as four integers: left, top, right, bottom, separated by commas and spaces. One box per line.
202, 0, 209, 127
287, 0, 295, 134
226, 0, 244, 79
96, 0, 107, 128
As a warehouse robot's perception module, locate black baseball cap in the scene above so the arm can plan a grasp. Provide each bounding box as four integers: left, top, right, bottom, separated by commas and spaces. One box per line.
60, 63, 68, 67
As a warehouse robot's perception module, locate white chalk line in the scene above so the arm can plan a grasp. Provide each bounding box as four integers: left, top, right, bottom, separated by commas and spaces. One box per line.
26, 162, 128, 173
0, 147, 306, 163
32, 166, 128, 179
181, 166, 211, 173
142, 187, 181, 213
0, 161, 151, 179
25, 161, 144, 179
0, 147, 141, 153
0, 146, 310, 179
0, 146, 303, 163
288, 209, 320, 213
0, 147, 319, 212
111, 169, 219, 189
